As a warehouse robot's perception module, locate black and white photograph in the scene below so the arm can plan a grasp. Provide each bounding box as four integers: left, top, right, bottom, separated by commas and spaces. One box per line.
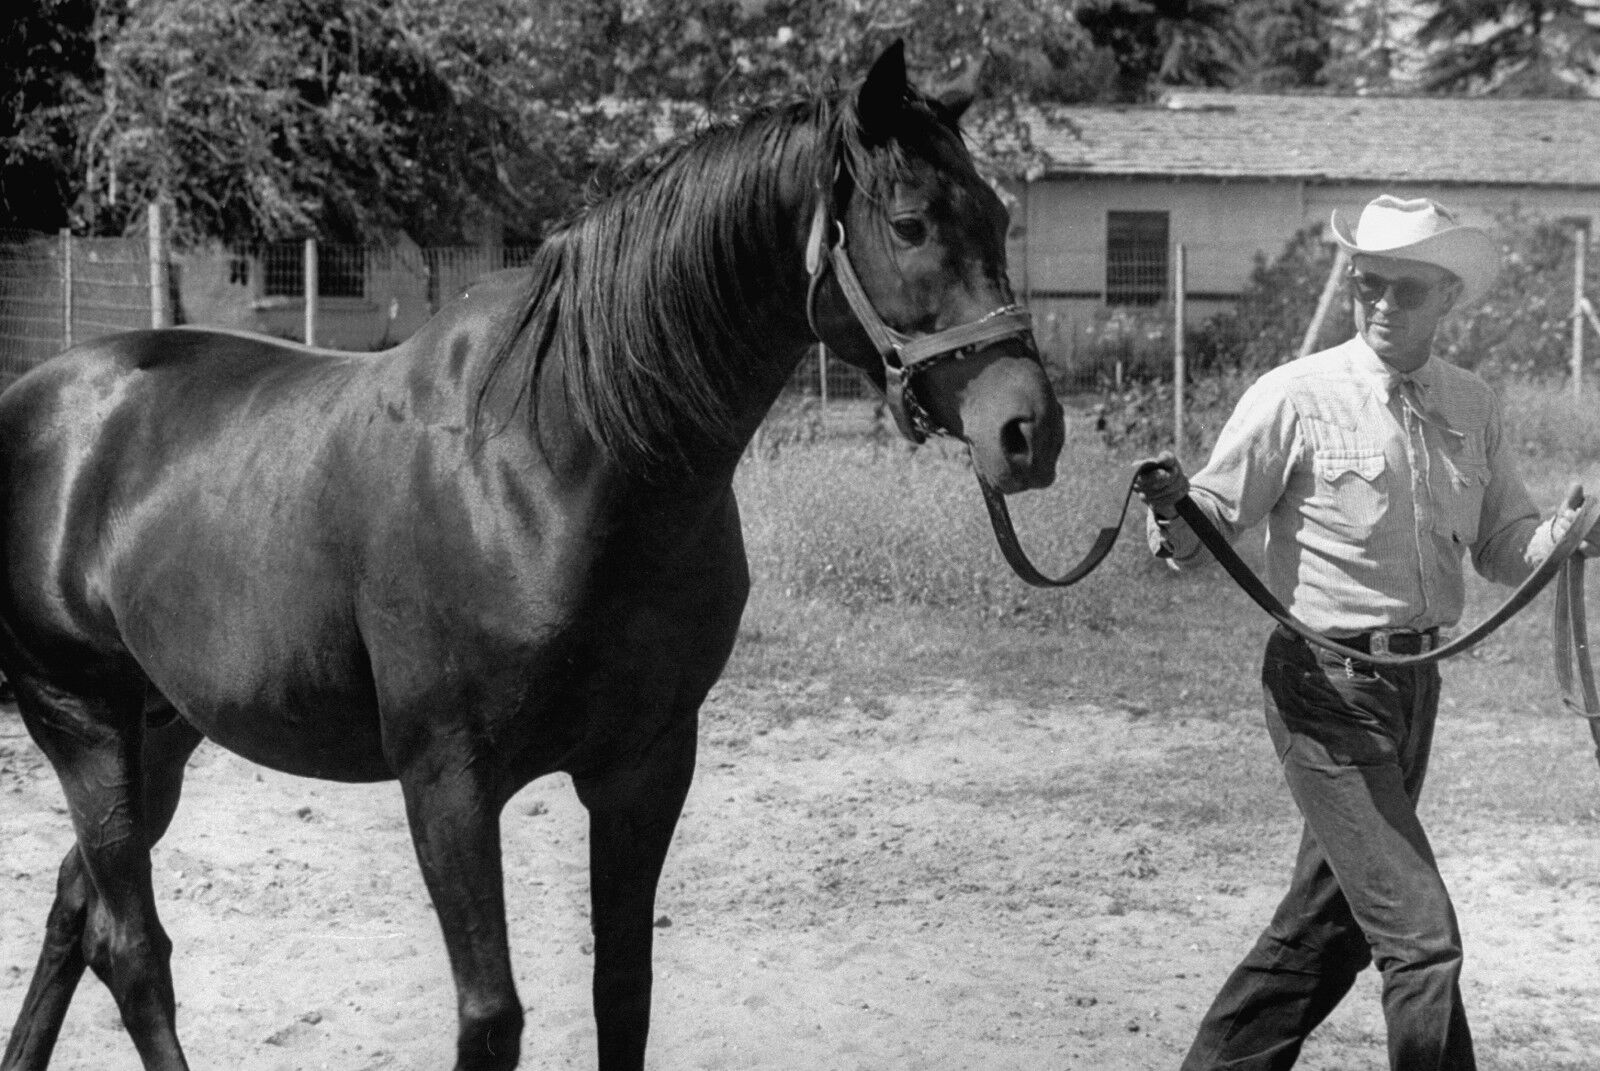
2, 3, 1599, 1069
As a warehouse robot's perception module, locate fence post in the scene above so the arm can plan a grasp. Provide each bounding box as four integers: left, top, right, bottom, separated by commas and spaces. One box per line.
1300, 247, 1348, 361
148, 202, 170, 328
1574, 227, 1588, 400
818, 344, 829, 428
60, 228, 73, 350
303, 237, 318, 346
1173, 242, 1186, 452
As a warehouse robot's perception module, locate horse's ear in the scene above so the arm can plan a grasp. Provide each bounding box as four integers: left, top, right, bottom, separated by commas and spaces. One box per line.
858, 40, 910, 144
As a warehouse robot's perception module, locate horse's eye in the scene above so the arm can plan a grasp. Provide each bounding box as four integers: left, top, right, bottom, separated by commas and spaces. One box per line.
891, 217, 928, 244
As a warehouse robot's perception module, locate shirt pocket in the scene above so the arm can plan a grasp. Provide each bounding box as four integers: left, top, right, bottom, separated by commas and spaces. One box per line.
1435, 444, 1489, 546
1311, 448, 1389, 536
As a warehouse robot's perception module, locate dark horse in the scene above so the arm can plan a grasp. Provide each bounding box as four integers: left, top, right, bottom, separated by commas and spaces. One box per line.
0, 43, 1061, 1071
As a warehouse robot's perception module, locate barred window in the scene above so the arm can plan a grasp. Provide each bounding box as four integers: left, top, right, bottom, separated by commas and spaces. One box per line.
260, 243, 365, 299
1105, 211, 1169, 306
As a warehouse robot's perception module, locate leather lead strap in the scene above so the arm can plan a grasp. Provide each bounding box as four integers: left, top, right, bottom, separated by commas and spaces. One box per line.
978, 475, 1131, 588
1168, 491, 1600, 669
982, 465, 1600, 746
1553, 552, 1600, 764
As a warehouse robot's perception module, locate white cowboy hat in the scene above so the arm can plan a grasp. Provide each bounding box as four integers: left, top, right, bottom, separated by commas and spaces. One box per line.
1330, 195, 1499, 306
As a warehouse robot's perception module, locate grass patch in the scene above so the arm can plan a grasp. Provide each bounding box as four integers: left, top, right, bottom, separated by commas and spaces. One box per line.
1499, 380, 1600, 470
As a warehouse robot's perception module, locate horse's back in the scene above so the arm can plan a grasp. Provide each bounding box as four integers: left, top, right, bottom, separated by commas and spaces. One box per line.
0, 329, 364, 677
0, 331, 419, 765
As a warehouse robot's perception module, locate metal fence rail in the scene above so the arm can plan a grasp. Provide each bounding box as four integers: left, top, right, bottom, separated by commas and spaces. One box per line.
423, 246, 539, 312
0, 231, 63, 383
71, 236, 151, 339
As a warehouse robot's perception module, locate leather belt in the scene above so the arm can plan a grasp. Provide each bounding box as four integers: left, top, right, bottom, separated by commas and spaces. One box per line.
1326, 628, 1439, 657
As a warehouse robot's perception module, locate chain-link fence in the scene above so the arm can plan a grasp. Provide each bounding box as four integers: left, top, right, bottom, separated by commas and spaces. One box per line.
0, 220, 889, 408
0, 214, 1222, 416
0, 228, 154, 386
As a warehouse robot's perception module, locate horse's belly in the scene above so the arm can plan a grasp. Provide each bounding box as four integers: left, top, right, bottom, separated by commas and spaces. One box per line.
186, 697, 394, 783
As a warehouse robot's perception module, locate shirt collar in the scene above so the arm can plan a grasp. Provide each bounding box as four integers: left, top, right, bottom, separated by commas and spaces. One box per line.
1348, 335, 1434, 404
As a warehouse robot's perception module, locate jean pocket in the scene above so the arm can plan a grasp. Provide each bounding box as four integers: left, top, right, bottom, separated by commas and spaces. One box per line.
1272, 662, 1399, 768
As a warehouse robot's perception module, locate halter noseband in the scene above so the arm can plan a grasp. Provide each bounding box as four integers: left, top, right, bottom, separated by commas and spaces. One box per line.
803, 195, 1037, 443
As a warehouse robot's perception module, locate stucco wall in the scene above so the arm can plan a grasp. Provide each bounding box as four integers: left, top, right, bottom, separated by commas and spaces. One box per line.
173, 238, 433, 351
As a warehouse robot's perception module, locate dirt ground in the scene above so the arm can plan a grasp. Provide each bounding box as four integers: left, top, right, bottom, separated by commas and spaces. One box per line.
3, 679, 1598, 1071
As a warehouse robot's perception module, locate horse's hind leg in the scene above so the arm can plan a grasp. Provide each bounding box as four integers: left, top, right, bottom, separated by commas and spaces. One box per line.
5, 681, 195, 1071
4, 711, 202, 1071
573, 716, 698, 1071
3, 843, 91, 1069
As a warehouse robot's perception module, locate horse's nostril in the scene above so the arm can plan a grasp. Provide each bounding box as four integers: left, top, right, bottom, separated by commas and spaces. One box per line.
1001, 417, 1033, 461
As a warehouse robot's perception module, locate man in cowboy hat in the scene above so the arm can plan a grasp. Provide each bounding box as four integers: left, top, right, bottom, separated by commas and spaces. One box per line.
1133, 194, 1595, 1070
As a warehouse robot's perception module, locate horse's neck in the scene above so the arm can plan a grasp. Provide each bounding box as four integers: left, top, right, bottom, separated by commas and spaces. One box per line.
460, 125, 829, 488
530, 328, 816, 491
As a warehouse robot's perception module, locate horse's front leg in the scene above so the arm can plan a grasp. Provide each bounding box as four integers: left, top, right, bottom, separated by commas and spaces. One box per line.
573, 714, 698, 1071
397, 751, 523, 1071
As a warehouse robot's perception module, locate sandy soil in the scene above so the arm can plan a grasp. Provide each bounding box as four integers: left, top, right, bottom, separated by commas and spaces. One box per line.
3, 680, 1598, 1071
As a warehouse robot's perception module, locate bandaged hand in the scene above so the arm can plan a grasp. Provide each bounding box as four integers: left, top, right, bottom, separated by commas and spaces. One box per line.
1547, 483, 1599, 558
1133, 451, 1190, 520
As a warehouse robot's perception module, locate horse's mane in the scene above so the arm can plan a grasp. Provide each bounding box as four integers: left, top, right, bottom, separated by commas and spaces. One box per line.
476, 80, 961, 478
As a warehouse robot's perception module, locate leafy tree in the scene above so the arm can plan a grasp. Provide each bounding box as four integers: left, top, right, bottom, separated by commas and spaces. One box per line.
0, 0, 103, 231
1417, 0, 1600, 94
1071, 0, 1250, 101
1318, 0, 1426, 92
2, 0, 1367, 245
79, 0, 423, 243
50, 0, 1111, 244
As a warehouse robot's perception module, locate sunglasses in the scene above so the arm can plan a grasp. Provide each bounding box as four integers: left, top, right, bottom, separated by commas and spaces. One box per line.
1347, 269, 1448, 311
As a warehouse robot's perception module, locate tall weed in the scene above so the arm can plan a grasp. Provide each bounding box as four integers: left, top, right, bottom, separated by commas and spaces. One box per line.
733, 434, 1159, 629
1499, 380, 1600, 469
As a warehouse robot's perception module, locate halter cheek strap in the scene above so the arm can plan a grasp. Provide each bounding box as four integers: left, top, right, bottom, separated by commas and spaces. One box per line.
804, 197, 1037, 443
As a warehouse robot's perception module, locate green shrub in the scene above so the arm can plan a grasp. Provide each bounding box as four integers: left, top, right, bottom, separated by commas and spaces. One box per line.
1192, 224, 1352, 373
1439, 212, 1595, 382
1055, 304, 1176, 386
1091, 368, 1255, 460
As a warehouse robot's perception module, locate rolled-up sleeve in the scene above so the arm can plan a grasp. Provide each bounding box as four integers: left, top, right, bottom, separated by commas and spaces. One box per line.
1470, 398, 1549, 585
1147, 374, 1300, 566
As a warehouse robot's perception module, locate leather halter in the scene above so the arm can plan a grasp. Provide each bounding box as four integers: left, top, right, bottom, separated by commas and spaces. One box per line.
803, 196, 1036, 443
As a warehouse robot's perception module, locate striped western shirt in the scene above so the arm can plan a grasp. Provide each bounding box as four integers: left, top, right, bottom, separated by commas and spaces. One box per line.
1149, 336, 1558, 635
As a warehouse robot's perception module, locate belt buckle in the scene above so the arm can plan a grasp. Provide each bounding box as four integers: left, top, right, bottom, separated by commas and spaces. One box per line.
1370, 630, 1392, 656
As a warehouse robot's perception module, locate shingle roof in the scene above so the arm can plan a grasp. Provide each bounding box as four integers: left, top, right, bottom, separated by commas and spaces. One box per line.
1022, 91, 1600, 187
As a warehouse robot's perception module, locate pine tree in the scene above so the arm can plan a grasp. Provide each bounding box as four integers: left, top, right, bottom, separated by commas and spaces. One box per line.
1234, 0, 1342, 89
1417, 0, 1600, 95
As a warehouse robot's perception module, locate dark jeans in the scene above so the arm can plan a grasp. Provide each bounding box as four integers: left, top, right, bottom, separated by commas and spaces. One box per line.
1180, 626, 1476, 1071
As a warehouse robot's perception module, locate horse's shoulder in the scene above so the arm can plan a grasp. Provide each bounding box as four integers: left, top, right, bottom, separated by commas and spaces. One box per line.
397, 266, 538, 368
